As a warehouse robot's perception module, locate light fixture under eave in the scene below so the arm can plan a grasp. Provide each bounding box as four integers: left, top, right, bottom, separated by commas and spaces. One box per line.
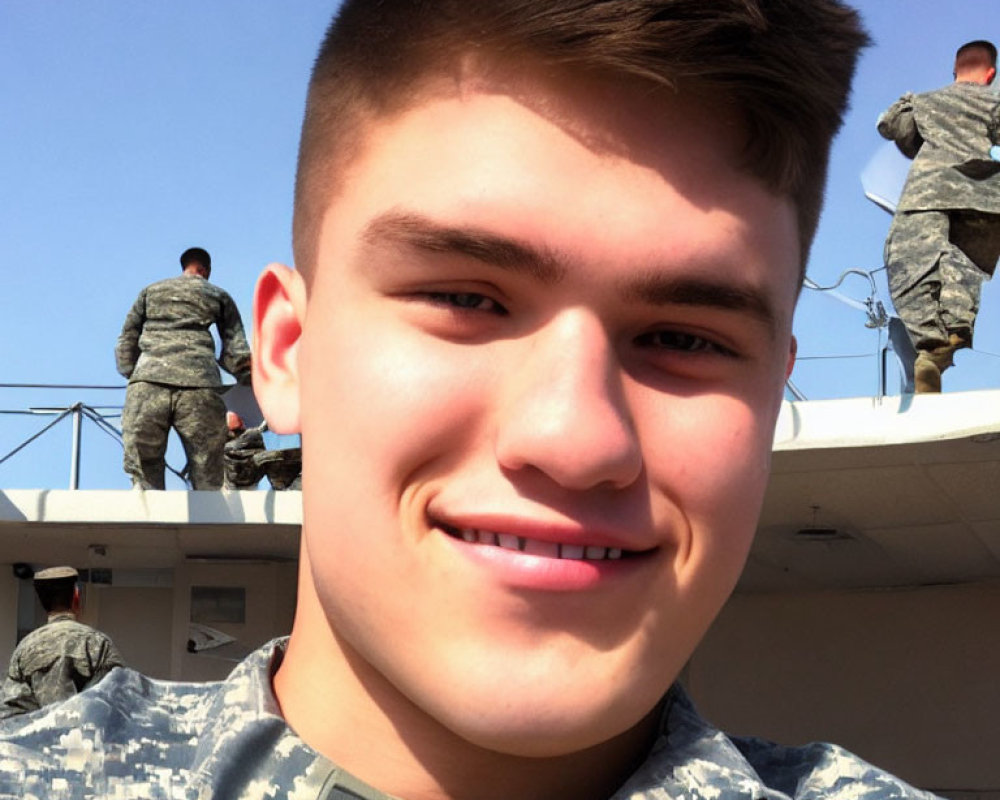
793, 504, 854, 542
793, 526, 853, 542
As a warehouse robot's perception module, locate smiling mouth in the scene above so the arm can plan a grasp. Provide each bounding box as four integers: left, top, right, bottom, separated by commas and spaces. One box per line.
438, 522, 644, 561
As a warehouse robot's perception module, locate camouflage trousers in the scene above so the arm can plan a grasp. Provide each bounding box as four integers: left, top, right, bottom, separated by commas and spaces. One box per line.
885, 209, 1000, 350
121, 382, 227, 490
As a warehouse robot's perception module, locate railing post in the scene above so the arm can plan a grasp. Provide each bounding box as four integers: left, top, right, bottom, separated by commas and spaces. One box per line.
70, 403, 82, 489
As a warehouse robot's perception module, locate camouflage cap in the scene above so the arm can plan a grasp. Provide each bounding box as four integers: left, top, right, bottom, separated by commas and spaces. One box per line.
33, 566, 78, 582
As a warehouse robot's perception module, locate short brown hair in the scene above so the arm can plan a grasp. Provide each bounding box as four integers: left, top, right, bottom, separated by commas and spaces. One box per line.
955, 39, 997, 72
34, 576, 76, 613
293, 0, 869, 279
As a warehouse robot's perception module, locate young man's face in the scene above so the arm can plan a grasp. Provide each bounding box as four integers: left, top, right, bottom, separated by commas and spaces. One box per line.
258, 70, 799, 757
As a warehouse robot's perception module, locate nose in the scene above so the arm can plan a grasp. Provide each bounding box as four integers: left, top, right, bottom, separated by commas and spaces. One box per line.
494, 310, 642, 491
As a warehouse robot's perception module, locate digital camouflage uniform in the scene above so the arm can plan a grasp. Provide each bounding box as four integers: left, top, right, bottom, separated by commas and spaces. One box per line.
0, 639, 938, 800
115, 273, 252, 490
879, 82, 1000, 352
0, 613, 124, 720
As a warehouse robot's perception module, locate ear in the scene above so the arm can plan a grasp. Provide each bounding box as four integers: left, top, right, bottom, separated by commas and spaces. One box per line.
987, 66, 997, 86
72, 586, 81, 614
253, 263, 306, 434
784, 334, 797, 381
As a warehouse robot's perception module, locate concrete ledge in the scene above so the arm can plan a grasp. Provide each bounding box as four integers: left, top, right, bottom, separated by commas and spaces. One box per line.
0, 489, 302, 526
775, 388, 1000, 450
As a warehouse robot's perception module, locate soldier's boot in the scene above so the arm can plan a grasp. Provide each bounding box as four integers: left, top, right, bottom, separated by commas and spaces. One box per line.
913, 340, 958, 393
913, 351, 942, 393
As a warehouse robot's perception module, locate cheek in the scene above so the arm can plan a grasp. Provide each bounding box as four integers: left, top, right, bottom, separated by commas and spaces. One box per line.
642, 393, 773, 558
297, 309, 490, 494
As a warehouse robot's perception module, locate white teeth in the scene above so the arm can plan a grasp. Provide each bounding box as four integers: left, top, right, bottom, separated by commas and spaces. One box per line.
477, 530, 497, 545
450, 526, 625, 560
559, 544, 585, 560
523, 538, 560, 558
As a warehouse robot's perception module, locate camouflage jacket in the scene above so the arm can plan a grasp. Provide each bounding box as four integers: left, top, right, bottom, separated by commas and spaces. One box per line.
878, 81, 1000, 214
0, 613, 124, 719
115, 274, 252, 388
0, 639, 937, 799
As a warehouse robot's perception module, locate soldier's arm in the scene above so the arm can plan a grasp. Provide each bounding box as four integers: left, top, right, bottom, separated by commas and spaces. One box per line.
114, 289, 147, 379
877, 93, 922, 159
0, 662, 39, 719
83, 633, 125, 686
216, 293, 252, 381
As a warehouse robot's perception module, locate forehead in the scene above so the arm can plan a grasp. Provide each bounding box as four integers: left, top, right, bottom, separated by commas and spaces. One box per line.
316, 69, 800, 316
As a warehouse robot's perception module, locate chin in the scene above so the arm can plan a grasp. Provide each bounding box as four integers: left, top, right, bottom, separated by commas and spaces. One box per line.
431, 680, 664, 759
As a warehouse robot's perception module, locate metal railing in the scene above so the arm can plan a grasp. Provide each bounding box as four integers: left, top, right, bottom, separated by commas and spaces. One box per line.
0, 384, 185, 490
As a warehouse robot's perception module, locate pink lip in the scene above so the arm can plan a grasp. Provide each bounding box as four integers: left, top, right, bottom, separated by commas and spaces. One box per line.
431, 515, 659, 592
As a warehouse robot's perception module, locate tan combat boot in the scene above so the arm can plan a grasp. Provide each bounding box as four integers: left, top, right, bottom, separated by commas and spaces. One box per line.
914, 340, 959, 393
913, 351, 942, 393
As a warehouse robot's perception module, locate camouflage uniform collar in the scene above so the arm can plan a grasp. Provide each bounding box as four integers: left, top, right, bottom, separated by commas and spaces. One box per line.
189, 638, 396, 800
46, 611, 76, 624
609, 683, 772, 798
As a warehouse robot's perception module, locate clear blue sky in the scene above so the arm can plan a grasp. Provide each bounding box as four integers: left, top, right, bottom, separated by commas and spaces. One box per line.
2, 1, 999, 490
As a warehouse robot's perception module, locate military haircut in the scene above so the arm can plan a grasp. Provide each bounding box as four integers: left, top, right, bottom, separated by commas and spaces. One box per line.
293, 0, 869, 280
34, 576, 76, 614
180, 247, 212, 272
955, 39, 997, 72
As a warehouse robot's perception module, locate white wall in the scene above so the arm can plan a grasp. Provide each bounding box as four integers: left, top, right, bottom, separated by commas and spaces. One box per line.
92, 585, 173, 677
173, 560, 297, 682
688, 582, 1000, 799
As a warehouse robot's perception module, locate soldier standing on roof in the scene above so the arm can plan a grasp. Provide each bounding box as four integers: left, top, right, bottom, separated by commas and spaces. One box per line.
879, 40, 1000, 393
0, 567, 124, 718
115, 247, 252, 489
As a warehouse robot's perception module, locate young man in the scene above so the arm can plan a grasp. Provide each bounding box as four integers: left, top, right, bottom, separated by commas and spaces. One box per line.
0, 2, 940, 798
115, 247, 252, 489
879, 40, 1000, 392
0, 567, 123, 719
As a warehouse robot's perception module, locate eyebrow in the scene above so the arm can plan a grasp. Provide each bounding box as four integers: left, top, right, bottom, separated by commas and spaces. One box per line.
362, 210, 566, 283
362, 210, 780, 337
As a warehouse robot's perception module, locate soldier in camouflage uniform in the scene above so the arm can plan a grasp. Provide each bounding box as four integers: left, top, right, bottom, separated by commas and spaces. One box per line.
224, 412, 268, 489
0, 567, 123, 719
115, 247, 252, 489
0, 2, 943, 798
879, 40, 1000, 392
224, 413, 303, 490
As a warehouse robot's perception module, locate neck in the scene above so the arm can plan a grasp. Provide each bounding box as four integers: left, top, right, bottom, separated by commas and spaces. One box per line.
955, 70, 992, 86
274, 567, 660, 800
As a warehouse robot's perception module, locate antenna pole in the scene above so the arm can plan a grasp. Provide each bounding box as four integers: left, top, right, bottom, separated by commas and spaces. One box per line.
70, 403, 82, 489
